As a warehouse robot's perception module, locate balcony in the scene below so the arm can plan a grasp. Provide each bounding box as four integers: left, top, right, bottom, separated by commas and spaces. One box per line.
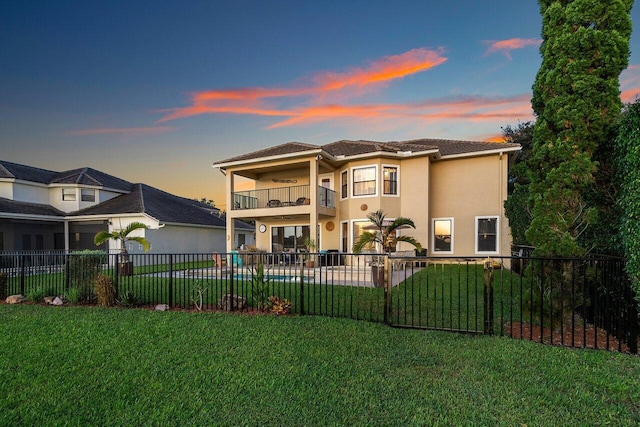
232, 185, 335, 211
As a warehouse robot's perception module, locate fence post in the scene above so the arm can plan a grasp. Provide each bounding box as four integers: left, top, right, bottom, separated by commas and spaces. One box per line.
19, 255, 26, 295
299, 254, 305, 316
168, 254, 174, 307
483, 258, 494, 335
384, 255, 390, 325
229, 254, 235, 311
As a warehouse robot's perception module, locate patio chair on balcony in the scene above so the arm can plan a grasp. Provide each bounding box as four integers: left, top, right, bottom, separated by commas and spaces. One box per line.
296, 197, 310, 205
267, 199, 282, 208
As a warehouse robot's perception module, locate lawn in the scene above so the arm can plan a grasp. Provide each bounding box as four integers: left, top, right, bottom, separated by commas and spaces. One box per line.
1, 305, 638, 426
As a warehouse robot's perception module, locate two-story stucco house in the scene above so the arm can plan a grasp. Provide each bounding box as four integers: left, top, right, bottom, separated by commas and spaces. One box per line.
0, 160, 254, 254
213, 138, 520, 259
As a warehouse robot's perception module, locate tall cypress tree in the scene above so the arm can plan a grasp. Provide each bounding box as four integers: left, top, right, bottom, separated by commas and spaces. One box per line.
527, 0, 633, 257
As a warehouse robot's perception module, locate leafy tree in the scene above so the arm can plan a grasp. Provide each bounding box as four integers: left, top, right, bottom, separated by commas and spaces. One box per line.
503, 121, 535, 245
94, 222, 150, 263
197, 198, 216, 208
527, 0, 633, 257
616, 100, 640, 299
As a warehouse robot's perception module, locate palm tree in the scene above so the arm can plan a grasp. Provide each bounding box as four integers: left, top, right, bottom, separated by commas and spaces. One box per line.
94, 222, 150, 264
352, 210, 422, 287
352, 210, 422, 256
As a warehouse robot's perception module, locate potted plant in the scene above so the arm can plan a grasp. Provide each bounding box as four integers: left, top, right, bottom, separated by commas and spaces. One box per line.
303, 236, 317, 268
94, 221, 150, 276
352, 210, 422, 287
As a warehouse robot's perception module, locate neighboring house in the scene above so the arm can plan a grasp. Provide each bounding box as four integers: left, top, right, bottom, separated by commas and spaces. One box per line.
0, 160, 253, 253
213, 138, 520, 259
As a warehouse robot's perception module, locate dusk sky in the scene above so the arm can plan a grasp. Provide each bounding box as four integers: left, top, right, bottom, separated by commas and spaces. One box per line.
2, 1, 639, 209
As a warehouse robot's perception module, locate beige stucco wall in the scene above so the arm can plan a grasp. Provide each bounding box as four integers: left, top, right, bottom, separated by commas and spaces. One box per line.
429, 153, 511, 257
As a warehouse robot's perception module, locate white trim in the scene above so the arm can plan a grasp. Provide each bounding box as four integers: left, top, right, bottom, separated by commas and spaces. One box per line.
432, 217, 454, 254
213, 149, 325, 169
340, 169, 349, 200
340, 220, 349, 253
438, 146, 520, 160
475, 216, 500, 255
381, 164, 400, 197
351, 164, 377, 198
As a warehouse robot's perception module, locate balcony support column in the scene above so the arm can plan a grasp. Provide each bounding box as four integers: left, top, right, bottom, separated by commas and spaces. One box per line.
226, 172, 236, 252
310, 157, 319, 249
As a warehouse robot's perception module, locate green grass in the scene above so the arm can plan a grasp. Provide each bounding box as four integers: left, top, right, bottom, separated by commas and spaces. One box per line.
0, 305, 638, 426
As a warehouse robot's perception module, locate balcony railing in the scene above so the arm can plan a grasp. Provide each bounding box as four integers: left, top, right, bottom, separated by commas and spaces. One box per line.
232, 185, 335, 210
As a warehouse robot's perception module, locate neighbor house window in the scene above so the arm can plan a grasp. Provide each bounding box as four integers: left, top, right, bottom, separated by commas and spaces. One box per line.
62, 188, 76, 201
433, 218, 453, 253
476, 216, 499, 253
352, 166, 376, 196
341, 170, 348, 199
383, 166, 398, 195
81, 189, 95, 202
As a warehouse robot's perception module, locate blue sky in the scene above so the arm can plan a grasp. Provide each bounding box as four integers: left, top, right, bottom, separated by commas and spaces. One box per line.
1, 1, 639, 208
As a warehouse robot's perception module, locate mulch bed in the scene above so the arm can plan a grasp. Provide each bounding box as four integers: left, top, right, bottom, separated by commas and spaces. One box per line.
504, 321, 638, 354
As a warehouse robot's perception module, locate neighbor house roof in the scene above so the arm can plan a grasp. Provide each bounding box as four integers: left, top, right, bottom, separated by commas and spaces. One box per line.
212, 138, 520, 168
0, 197, 65, 218
72, 183, 253, 229
0, 160, 133, 192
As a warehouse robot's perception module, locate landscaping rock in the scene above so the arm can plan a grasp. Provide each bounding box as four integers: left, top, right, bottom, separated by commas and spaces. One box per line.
155, 304, 170, 311
6, 294, 25, 304
218, 294, 247, 311
44, 296, 55, 305
52, 297, 63, 306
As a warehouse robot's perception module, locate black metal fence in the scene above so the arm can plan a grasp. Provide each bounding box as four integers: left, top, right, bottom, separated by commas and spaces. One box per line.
1, 251, 637, 354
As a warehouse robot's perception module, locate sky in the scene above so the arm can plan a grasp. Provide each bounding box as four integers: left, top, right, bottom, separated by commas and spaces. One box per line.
2, 0, 639, 210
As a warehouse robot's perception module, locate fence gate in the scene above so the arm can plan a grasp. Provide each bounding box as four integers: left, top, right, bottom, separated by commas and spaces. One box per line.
387, 257, 492, 334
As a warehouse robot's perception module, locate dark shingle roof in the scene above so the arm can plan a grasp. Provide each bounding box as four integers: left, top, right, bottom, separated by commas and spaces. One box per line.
0, 160, 132, 192
0, 197, 65, 217
212, 142, 320, 165
213, 138, 519, 166
73, 183, 253, 229
0, 160, 58, 183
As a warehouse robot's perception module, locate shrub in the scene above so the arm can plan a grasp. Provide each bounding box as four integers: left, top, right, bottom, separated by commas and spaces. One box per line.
67, 250, 106, 302
26, 287, 46, 303
65, 287, 82, 305
119, 291, 140, 308
0, 272, 7, 300
190, 280, 209, 311
268, 296, 293, 315
249, 263, 271, 311
94, 274, 116, 307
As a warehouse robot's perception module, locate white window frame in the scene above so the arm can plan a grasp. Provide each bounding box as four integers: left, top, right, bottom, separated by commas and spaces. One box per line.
475, 216, 499, 255
351, 165, 377, 198
340, 169, 349, 200
381, 164, 400, 197
62, 188, 76, 201
432, 217, 454, 254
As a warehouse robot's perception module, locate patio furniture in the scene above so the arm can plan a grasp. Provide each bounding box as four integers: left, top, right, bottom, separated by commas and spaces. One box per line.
267, 199, 282, 208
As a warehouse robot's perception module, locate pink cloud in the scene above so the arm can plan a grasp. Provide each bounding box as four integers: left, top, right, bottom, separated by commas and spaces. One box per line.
621, 64, 640, 103
484, 38, 541, 59
156, 48, 447, 123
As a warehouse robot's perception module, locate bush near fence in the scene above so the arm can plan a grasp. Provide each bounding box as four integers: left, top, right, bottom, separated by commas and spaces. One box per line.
0, 251, 637, 354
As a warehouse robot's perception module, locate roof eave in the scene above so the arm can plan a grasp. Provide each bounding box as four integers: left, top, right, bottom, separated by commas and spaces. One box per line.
213, 148, 326, 170
438, 146, 521, 160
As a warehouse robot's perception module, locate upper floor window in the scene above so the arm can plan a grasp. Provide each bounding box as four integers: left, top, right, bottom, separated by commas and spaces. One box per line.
383, 166, 398, 195
433, 218, 453, 253
352, 166, 376, 197
476, 216, 498, 253
81, 189, 96, 202
62, 188, 76, 201
340, 170, 348, 199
